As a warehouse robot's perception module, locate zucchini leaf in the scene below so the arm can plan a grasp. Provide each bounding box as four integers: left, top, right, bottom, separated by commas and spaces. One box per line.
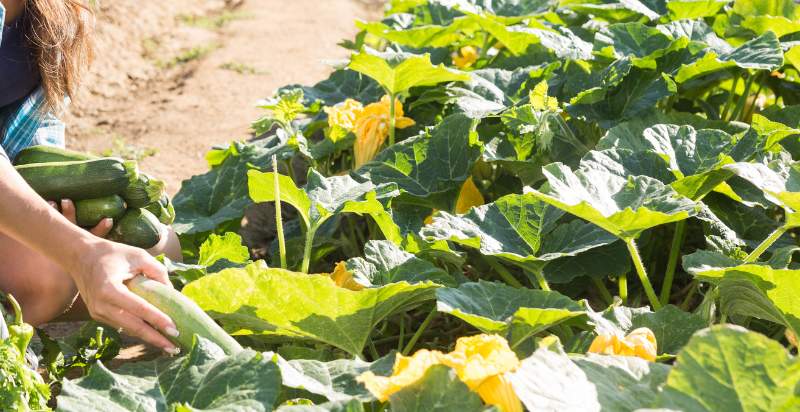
348, 48, 469, 95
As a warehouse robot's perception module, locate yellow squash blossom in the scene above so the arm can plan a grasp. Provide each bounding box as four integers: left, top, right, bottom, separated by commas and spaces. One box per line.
358, 334, 522, 412
588, 327, 657, 362
453, 46, 479, 69
328, 261, 364, 291
325, 99, 364, 142
353, 96, 415, 167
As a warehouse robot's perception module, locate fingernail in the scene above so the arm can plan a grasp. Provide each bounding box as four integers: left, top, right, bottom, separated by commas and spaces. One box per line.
165, 327, 179, 337
105, 218, 114, 226
61, 199, 68, 208
165, 346, 181, 356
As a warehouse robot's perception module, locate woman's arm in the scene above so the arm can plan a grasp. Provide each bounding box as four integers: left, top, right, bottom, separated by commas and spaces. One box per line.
0, 158, 179, 354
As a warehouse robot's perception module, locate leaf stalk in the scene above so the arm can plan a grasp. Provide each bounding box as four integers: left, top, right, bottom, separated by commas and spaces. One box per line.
625, 238, 662, 310
660, 220, 687, 305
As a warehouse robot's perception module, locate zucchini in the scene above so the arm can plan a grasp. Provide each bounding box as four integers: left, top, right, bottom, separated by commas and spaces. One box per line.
123, 174, 165, 208
74, 195, 126, 227
16, 159, 132, 201
127, 275, 243, 355
14, 145, 96, 165
108, 209, 162, 249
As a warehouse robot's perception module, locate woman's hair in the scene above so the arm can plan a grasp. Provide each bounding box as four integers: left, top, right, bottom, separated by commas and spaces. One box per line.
23, 0, 94, 114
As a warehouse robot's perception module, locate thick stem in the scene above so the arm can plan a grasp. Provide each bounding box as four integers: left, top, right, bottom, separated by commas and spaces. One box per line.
486, 257, 524, 288
591, 278, 614, 306
618, 273, 628, 304
273, 156, 287, 269
745, 225, 788, 263
402, 306, 437, 355
388, 92, 397, 146
729, 72, 755, 122
523, 264, 551, 291
660, 220, 687, 305
625, 239, 662, 310
720, 72, 740, 120
300, 224, 318, 273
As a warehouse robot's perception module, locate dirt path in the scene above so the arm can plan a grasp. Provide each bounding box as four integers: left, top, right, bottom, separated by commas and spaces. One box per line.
66, 0, 382, 193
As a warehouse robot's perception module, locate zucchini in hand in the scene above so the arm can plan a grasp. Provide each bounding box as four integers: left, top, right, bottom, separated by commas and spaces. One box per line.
144, 193, 176, 225
15, 158, 132, 201
108, 208, 162, 249
74, 195, 127, 227
14, 145, 96, 165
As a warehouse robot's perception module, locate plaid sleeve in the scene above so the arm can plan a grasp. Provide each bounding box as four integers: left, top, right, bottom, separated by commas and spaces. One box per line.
0, 87, 66, 162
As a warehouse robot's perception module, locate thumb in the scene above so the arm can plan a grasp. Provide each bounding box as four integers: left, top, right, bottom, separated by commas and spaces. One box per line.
137, 254, 171, 286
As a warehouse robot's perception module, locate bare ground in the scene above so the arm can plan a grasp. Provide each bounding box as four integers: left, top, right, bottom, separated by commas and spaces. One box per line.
66, 0, 383, 194
43, 0, 383, 363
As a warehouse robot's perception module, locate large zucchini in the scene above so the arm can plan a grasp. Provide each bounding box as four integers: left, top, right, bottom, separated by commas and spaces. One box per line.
74, 195, 127, 227
14, 145, 96, 165
123, 174, 165, 208
108, 208, 162, 249
127, 275, 243, 355
15, 159, 131, 201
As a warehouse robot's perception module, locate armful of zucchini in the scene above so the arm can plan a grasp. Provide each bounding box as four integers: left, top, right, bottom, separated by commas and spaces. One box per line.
127, 276, 243, 355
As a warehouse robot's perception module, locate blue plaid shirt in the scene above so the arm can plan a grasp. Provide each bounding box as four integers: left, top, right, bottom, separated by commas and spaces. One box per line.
0, 4, 65, 162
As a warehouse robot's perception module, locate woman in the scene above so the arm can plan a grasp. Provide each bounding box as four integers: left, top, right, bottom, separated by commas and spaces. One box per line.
0, 0, 180, 355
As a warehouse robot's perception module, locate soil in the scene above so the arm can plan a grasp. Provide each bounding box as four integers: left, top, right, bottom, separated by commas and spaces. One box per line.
41, 0, 384, 364
65, 0, 383, 194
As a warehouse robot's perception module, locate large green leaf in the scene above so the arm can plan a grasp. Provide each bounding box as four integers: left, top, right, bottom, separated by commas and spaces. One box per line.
388, 365, 485, 412
599, 124, 741, 200
58, 338, 281, 412
528, 162, 700, 240
656, 325, 800, 411
666, 0, 730, 20
345, 240, 456, 287
356, 18, 475, 49
436, 281, 585, 347
249, 168, 402, 242
348, 48, 469, 95
357, 114, 481, 210
182, 264, 438, 356
280, 69, 383, 108
174, 140, 285, 235
277, 353, 395, 403
508, 348, 670, 411
675, 32, 784, 83
725, 161, 800, 225
686, 261, 800, 338
421, 193, 617, 264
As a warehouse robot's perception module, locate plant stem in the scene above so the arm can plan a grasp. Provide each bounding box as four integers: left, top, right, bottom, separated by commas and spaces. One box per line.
619, 273, 628, 304
300, 224, 318, 273
486, 258, 524, 288
388, 92, 397, 146
742, 76, 765, 121
397, 316, 405, 352
660, 220, 687, 305
591, 278, 614, 306
272, 156, 287, 269
625, 239, 662, 310
525, 265, 551, 291
679, 280, 699, 311
720, 72, 740, 120
729, 72, 755, 122
402, 307, 437, 355
745, 225, 788, 263
368, 337, 380, 361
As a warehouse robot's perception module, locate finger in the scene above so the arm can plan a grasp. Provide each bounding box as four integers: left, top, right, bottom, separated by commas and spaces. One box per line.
103, 308, 179, 354
111, 283, 178, 337
61, 199, 77, 224
90, 218, 114, 237
136, 254, 171, 286
47, 201, 58, 210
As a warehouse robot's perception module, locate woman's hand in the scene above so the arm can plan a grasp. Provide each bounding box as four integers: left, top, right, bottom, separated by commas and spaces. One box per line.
50, 199, 113, 237
67, 238, 180, 354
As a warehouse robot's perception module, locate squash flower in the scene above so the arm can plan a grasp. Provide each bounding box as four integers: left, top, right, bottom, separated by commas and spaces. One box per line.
324, 99, 364, 142
588, 327, 657, 362
327, 261, 364, 291
353, 96, 415, 168
424, 176, 485, 224
453, 46, 479, 69
357, 334, 522, 412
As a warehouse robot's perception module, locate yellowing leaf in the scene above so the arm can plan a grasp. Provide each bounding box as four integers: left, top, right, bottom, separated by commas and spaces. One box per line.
529, 81, 558, 112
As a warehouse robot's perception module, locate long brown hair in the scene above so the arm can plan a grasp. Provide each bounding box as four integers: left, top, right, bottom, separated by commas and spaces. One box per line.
23, 0, 94, 114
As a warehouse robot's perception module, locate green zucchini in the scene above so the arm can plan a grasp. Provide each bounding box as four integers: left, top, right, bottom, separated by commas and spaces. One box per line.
14, 145, 96, 165
74, 195, 127, 227
127, 275, 243, 355
16, 159, 132, 201
108, 209, 162, 249
123, 174, 165, 208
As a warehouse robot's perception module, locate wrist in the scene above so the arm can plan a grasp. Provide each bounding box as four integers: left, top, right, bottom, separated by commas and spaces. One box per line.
57, 230, 106, 277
